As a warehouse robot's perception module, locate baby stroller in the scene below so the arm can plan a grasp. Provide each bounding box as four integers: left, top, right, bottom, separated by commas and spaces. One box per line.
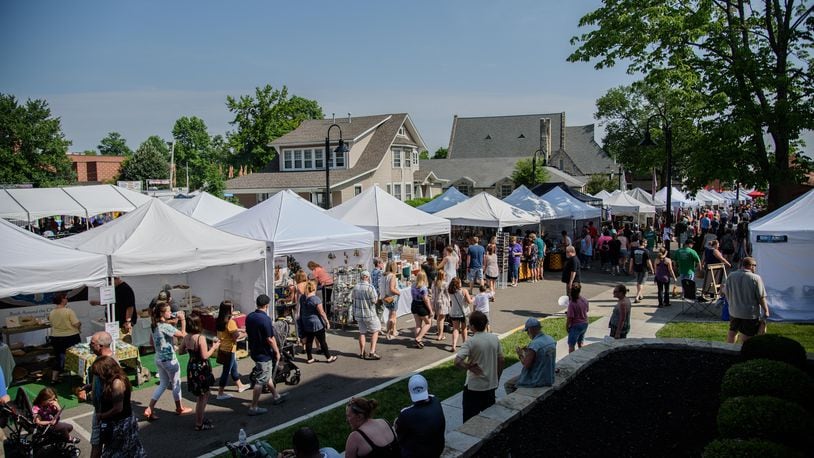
1, 389, 80, 457
272, 317, 301, 386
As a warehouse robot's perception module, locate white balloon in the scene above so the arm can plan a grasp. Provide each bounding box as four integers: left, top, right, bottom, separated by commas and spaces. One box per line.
558, 295, 569, 308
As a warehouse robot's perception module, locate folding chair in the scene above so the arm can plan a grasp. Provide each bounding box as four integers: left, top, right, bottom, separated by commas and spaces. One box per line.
680, 279, 714, 316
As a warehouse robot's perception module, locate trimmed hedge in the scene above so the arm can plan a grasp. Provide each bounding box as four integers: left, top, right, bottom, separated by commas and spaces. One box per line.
740, 334, 807, 369
702, 439, 803, 458
720, 359, 814, 412
718, 396, 813, 448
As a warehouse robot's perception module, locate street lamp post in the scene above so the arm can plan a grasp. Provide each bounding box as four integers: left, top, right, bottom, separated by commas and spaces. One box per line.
530, 147, 545, 189
640, 116, 673, 253
324, 124, 349, 210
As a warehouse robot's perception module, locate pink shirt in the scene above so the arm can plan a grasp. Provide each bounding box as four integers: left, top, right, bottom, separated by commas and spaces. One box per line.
566, 297, 589, 325
310, 266, 333, 286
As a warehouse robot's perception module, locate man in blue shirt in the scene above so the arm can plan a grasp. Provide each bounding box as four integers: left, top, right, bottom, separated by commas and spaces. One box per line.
246, 294, 285, 415
504, 317, 556, 393
395, 374, 445, 457
467, 236, 485, 293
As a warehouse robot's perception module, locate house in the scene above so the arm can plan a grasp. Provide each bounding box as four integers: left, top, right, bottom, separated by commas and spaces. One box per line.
68, 154, 126, 183
419, 112, 616, 197
224, 113, 430, 208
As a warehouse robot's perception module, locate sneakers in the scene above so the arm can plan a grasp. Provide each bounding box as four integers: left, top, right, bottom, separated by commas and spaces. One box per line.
237, 384, 250, 393
248, 406, 268, 416
216, 394, 232, 401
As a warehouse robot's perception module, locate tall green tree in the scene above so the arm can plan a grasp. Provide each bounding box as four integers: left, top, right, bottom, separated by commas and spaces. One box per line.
419, 150, 430, 160
141, 135, 170, 161
226, 85, 323, 170
510, 158, 550, 188
569, 0, 814, 210
97, 132, 132, 156
0, 94, 74, 186
585, 174, 620, 195
117, 138, 169, 183
433, 147, 448, 159
171, 116, 214, 190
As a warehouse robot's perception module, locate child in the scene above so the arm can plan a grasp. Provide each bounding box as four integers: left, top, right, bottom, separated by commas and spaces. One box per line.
609, 284, 632, 339
473, 285, 494, 331
33, 387, 79, 443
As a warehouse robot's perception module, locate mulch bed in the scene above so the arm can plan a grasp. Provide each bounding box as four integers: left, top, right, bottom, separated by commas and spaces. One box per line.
475, 348, 739, 458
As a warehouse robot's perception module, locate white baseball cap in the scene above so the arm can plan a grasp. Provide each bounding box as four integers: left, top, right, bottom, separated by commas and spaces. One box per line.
408, 374, 429, 402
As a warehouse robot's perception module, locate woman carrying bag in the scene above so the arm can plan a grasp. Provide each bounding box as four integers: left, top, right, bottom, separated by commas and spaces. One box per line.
447, 277, 473, 353
180, 315, 219, 431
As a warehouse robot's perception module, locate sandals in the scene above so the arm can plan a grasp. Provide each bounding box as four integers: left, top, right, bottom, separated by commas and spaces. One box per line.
414, 340, 424, 349
366, 353, 381, 360
143, 408, 159, 421
306, 358, 316, 364
359, 352, 367, 359
195, 421, 214, 431
176, 407, 193, 415
326, 355, 338, 363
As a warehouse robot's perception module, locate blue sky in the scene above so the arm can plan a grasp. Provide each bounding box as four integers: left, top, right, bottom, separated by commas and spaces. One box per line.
3, 1, 807, 155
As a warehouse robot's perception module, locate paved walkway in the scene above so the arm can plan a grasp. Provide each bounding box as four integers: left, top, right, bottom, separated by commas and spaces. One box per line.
440, 283, 687, 432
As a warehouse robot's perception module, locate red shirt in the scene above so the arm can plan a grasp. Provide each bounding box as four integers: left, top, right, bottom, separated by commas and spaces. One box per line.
310, 266, 333, 286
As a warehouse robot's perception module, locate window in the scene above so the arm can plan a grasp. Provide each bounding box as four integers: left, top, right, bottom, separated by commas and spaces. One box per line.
303, 149, 313, 169
333, 150, 346, 168
354, 185, 362, 196
386, 184, 392, 194
314, 149, 324, 169
258, 193, 271, 202
310, 192, 325, 208
282, 148, 326, 171
398, 126, 406, 137
412, 150, 419, 167
392, 149, 402, 168
283, 151, 293, 169
405, 149, 412, 168
293, 150, 303, 169
500, 184, 513, 198
558, 159, 564, 170
458, 183, 471, 196
393, 183, 402, 200
405, 183, 412, 201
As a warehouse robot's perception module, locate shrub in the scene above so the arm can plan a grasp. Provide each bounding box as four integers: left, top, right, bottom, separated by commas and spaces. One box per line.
720, 359, 814, 412
718, 396, 813, 448
702, 439, 803, 458
740, 334, 807, 369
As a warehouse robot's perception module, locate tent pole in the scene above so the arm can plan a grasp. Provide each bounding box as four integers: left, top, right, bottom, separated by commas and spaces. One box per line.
265, 245, 272, 320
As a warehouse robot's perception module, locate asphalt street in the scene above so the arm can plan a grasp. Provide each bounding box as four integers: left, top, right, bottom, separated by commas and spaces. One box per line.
61, 270, 622, 457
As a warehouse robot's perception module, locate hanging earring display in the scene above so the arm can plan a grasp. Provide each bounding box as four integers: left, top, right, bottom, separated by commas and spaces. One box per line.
328, 252, 336, 260
353, 249, 360, 257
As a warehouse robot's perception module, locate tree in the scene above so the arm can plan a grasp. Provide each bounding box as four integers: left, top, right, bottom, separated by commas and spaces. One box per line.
433, 147, 448, 159
585, 174, 619, 195
419, 150, 430, 160
81, 149, 97, 156
172, 116, 213, 190
510, 158, 550, 188
117, 138, 169, 183
226, 85, 323, 170
141, 135, 170, 161
97, 132, 132, 156
0, 94, 75, 187
569, 0, 814, 210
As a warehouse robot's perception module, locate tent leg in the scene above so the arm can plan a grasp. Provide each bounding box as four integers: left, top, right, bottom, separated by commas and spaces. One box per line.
265, 248, 272, 320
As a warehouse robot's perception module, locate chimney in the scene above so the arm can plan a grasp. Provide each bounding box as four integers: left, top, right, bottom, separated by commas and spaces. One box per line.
331, 113, 335, 123
560, 112, 566, 153
539, 118, 552, 164
348, 113, 352, 124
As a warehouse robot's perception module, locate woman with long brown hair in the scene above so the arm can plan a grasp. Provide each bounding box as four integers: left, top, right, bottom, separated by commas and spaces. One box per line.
299, 281, 337, 364
144, 301, 191, 421
382, 261, 401, 340
92, 355, 146, 457
180, 315, 219, 431
432, 270, 450, 341
447, 277, 473, 353
215, 300, 248, 399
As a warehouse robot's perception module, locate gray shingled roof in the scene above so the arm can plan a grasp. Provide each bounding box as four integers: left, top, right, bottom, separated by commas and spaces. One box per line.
564, 125, 616, 175
419, 157, 584, 189
448, 113, 564, 159
226, 114, 407, 191
273, 114, 395, 146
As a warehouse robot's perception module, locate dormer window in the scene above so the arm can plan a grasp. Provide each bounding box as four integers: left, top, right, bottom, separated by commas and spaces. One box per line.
282, 147, 343, 171
398, 126, 406, 137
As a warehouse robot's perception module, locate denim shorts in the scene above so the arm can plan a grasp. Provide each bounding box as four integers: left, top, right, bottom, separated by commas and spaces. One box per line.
468, 268, 484, 282
567, 322, 588, 346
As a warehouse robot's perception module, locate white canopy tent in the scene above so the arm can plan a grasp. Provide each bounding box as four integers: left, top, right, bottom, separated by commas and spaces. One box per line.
0, 185, 152, 223
327, 186, 451, 241
167, 191, 246, 225
435, 192, 540, 228
696, 189, 727, 207
626, 188, 666, 210
538, 187, 602, 220
61, 199, 268, 313
0, 218, 108, 298
417, 187, 469, 214
603, 191, 656, 217
593, 190, 613, 200
750, 189, 814, 322
654, 187, 700, 209
503, 185, 563, 220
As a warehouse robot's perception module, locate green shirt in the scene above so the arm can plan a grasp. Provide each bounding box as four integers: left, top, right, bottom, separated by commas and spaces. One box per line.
675, 247, 700, 275
644, 230, 657, 248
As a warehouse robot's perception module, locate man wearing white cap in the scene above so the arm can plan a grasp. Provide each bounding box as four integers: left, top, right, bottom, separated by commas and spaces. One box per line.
352, 270, 381, 360
394, 374, 445, 458
504, 317, 556, 394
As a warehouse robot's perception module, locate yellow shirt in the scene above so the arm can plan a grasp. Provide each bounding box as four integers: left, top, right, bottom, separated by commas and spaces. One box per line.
217, 319, 238, 353
49, 307, 80, 337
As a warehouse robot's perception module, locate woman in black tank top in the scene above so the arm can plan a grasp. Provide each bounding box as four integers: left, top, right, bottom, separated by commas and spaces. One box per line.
344, 397, 399, 458
92, 356, 146, 457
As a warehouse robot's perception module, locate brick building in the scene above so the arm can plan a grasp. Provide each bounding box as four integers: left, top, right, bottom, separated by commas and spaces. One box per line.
69, 154, 125, 183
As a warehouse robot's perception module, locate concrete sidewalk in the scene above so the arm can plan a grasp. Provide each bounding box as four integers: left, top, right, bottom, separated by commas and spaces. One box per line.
441, 283, 687, 432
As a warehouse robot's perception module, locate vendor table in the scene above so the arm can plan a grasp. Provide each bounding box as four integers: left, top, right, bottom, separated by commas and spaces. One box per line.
378, 287, 413, 323
91, 318, 152, 348
65, 342, 141, 385
0, 324, 52, 346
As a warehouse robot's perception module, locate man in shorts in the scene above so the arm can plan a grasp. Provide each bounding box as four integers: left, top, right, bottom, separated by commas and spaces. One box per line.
246, 294, 286, 415
628, 239, 654, 303
675, 239, 701, 283
534, 231, 546, 280
467, 236, 485, 292
725, 257, 769, 343
352, 270, 382, 360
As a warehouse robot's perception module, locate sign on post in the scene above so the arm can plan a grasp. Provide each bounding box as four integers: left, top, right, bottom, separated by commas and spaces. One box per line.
105, 321, 119, 352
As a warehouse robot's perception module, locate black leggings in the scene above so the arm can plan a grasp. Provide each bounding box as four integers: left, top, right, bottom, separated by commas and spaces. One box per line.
51, 334, 81, 371
304, 328, 331, 360
656, 280, 671, 306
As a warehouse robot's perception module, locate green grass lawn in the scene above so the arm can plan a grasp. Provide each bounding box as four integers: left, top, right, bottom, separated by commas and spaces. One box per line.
656, 321, 814, 353
232, 315, 600, 455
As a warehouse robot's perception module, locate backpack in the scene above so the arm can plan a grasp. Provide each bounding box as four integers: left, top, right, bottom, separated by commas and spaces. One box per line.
655, 260, 670, 283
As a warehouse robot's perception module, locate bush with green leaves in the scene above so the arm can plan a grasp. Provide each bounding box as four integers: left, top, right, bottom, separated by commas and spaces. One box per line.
718, 396, 813, 449
702, 439, 803, 458
740, 334, 807, 370
721, 359, 814, 412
